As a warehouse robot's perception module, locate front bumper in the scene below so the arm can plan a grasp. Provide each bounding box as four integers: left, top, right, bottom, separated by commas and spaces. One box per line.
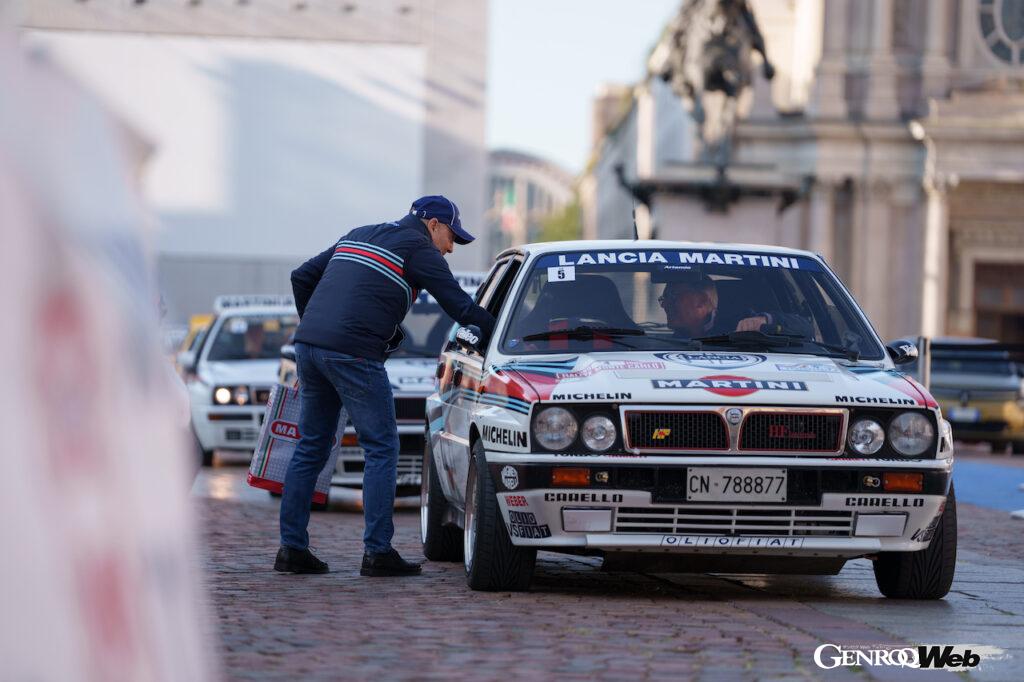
193, 404, 265, 451
487, 452, 951, 557
331, 425, 424, 487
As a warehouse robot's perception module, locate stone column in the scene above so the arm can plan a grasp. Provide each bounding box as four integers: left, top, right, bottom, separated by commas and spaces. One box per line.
921, 0, 951, 100
921, 176, 951, 337
851, 179, 892, 335
807, 179, 836, 266
807, 0, 848, 119
863, 0, 900, 120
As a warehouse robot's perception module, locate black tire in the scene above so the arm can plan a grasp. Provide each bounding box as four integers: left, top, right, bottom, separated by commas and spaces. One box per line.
464, 440, 535, 591
1012, 441, 1024, 455
420, 436, 463, 561
989, 440, 1008, 454
873, 483, 957, 599
194, 430, 214, 467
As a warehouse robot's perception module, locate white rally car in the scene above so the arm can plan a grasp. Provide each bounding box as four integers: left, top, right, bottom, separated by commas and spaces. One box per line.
182, 295, 298, 466
421, 241, 956, 599
279, 273, 484, 495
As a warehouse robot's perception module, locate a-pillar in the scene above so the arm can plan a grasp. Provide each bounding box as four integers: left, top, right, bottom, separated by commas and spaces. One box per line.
862, 0, 900, 121
807, 0, 848, 119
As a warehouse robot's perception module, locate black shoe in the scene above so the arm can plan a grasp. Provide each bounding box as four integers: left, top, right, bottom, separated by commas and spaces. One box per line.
360, 548, 422, 577
274, 546, 329, 574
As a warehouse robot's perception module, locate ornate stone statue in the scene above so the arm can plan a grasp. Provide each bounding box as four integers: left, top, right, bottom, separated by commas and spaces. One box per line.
653, 0, 774, 168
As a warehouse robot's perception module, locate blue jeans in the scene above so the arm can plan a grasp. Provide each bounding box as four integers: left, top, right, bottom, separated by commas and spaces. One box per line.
279, 342, 399, 555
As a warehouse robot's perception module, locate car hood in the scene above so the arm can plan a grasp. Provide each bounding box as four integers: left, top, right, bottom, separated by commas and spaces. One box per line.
387, 357, 437, 395
485, 351, 936, 408
200, 360, 280, 386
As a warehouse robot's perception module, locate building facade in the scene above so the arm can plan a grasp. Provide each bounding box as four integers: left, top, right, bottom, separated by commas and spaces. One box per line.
485, 148, 576, 254
18, 0, 489, 323
582, 0, 1024, 342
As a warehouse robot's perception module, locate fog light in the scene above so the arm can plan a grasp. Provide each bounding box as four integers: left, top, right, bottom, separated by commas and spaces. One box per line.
552, 467, 590, 487
883, 472, 923, 492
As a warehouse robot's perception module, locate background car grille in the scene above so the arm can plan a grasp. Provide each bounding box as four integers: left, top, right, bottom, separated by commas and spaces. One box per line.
625, 411, 728, 450
395, 397, 427, 422
613, 506, 853, 537
739, 413, 842, 452
253, 387, 272, 405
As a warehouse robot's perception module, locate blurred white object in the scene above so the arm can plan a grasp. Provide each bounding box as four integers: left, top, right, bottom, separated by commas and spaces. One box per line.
0, 29, 215, 682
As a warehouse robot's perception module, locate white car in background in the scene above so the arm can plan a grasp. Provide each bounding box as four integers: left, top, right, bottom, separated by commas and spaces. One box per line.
279, 273, 485, 497
182, 295, 298, 466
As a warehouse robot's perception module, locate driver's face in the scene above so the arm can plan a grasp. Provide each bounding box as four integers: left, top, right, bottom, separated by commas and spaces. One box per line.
663, 285, 718, 336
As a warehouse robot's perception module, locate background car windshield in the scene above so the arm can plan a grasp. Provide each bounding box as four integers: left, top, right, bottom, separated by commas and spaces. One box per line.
391, 292, 457, 358
501, 249, 884, 359
207, 314, 298, 361
932, 358, 1016, 375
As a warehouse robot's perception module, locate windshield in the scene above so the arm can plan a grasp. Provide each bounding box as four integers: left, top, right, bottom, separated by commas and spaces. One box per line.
932, 358, 1016, 375
500, 248, 884, 359
207, 314, 299, 361
390, 292, 460, 358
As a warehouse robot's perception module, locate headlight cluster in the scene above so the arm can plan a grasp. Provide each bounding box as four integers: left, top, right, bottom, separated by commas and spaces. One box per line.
532, 407, 618, 452
848, 411, 935, 457
213, 385, 250, 406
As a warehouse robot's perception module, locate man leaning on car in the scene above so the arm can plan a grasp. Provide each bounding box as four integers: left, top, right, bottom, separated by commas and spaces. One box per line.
276, 196, 495, 576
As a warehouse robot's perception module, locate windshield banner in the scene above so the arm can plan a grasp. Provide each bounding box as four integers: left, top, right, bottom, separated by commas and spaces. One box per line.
537, 250, 821, 271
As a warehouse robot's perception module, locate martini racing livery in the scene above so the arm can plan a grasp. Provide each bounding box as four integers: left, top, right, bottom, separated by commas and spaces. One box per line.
421, 241, 956, 598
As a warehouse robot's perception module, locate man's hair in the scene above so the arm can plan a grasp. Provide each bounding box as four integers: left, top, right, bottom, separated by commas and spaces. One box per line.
664, 275, 715, 298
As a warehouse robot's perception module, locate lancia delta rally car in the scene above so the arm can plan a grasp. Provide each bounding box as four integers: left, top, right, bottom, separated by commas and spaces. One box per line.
183, 295, 298, 466
279, 273, 484, 494
420, 241, 957, 598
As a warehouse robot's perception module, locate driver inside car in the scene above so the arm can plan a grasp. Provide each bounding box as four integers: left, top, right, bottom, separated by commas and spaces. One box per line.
659, 275, 813, 339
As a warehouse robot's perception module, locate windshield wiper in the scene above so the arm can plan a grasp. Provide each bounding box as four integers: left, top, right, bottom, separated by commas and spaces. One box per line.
691, 331, 861, 361
523, 326, 645, 342
799, 339, 861, 362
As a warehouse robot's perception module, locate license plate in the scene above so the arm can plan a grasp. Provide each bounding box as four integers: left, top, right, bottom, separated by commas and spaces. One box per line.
948, 407, 980, 423
686, 467, 787, 503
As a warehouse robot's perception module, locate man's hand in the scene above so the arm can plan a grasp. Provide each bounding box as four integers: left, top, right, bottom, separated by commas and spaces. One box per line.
735, 315, 769, 332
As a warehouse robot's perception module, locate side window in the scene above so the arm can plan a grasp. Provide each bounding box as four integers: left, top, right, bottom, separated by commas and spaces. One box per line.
474, 260, 507, 306
484, 258, 524, 315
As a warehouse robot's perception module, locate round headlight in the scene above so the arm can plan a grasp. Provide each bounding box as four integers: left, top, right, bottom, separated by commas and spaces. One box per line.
888, 411, 934, 456
533, 407, 578, 451
214, 387, 232, 405
234, 386, 250, 406
848, 418, 884, 455
581, 414, 616, 452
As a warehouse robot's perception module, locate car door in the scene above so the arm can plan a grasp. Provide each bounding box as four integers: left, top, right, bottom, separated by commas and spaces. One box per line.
444, 257, 523, 509
433, 260, 508, 501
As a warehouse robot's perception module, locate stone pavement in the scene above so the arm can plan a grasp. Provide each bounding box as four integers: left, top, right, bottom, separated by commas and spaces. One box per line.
196, 466, 1024, 682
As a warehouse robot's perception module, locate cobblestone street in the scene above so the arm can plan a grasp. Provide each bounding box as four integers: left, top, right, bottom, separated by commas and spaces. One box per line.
196, 453, 1024, 681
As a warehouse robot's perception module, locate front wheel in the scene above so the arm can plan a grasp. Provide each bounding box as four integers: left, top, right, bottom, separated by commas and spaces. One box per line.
420, 436, 462, 561
873, 483, 957, 599
464, 440, 535, 591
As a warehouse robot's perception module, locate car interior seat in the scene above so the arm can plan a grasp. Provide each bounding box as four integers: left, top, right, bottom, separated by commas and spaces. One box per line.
513, 274, 637, 346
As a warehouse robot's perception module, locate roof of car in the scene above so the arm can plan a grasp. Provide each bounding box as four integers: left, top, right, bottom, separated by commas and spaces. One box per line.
504, 239, 821, 259
215, 305, 298, 317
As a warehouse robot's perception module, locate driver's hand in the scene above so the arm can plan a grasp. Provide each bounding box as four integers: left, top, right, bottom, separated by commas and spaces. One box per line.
735, 315, 769, 332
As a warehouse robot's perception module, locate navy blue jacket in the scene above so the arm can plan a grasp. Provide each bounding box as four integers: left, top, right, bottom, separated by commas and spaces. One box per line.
291, 214, 495, 361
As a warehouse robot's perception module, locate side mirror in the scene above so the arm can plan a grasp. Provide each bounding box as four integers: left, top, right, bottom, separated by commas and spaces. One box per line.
886, 340, 918, 365
455, 325, 485, 355
280, 344, 296, 362
176, 349, 197, 373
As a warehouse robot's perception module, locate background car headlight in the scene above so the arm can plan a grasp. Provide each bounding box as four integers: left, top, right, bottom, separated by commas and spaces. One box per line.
533, 407, 578, 450
213, 386, 233, 405
888, 411, 935, 456
581, 414, 616, 452
848, 418, 884, 455
233, 386, 250, 406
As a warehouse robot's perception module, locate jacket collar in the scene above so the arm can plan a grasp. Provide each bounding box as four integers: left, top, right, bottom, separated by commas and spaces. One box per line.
398, 212, 430, 238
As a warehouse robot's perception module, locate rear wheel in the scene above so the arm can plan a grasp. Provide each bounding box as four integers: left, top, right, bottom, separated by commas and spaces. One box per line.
464, 440, 535, 591
420, 436, 462, 561
873, 484, 957, 599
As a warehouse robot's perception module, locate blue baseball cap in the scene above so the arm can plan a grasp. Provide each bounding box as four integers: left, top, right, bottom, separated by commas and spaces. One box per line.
410, 195, 474, 244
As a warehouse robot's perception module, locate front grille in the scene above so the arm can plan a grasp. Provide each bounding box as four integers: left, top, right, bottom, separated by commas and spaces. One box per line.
740, 412, 842, 452
949, 420, 1007, 433
253, 387, 272, 405
625, 411, 728, 450
340, 452, 423, 478
225, 427, 259, 442
395, 397, 426, 422
613, 506, 853, 537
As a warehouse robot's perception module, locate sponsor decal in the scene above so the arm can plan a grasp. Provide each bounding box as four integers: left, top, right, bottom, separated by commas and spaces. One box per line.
862, 475, 881, 488
481, 425, 528, 448
835, 394, 916, 405
652, 376, 807, 397
774, 362, 840, 373
768, 424, 815, 439
547, 265, 575, 282
813, 644, 987, 671
652, 428, 671, 440
657, 352, 765, 370
911, 502, 945, 542
501, 466, 520, 490
661, 536, 804, 548
544, 492, 624, 503
456, 326, 480, 346
548, 251, 813, 270
505, 495, 528, 507
844, 496, 925, 507
507, 511, 551, 539
555, 359, 665, 380
550, 392, 632, 401
270, 420, 301, 441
